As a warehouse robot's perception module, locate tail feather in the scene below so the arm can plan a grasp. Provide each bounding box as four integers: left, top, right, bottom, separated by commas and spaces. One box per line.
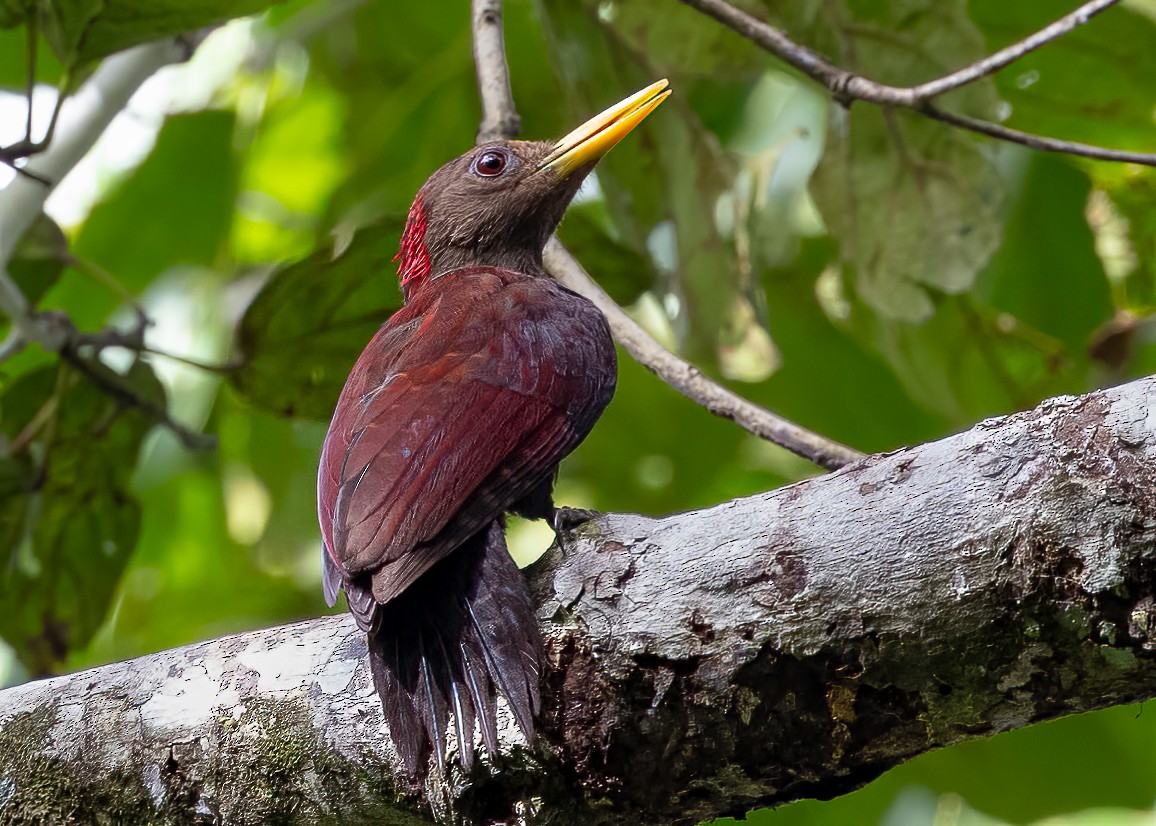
370, 637, 426, 778
366, 519, 541, 778
437, 632, 476, 768
417, 641, 449, 774
458, 638, 496, 756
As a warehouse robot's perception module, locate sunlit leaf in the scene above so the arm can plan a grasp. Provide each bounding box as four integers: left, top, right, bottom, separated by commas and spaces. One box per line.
62, 109, 239, 330
230, 219, 402, 420
1097, 168, 1156, 313
805, 0, 1005, 321
813, 106, 1004, 320
234, 79, 346, 265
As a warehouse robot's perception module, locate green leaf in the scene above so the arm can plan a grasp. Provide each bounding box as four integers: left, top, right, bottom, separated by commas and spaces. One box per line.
62, 109, 238, 330
40, 0, 284, 67
755, 239, 943, 451
807, 0, 1005, 321
0, 361, 158, 674
8, 212, 67, 306
848, 292, 1078, 427
970, 0, 1156, 151
1097, 168, 1156, 313
230, 219, 402, 420
976, 154, 1111, 353
813, 106, 1003, 321
0, 23, 63, 93
0, 0, 32, 29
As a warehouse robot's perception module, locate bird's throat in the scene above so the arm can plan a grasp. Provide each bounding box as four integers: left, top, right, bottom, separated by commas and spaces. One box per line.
395, 195, 432, 292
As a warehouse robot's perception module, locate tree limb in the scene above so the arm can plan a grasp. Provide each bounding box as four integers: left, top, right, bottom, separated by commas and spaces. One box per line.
2, 376, 1154, 824
469, 0, 863, 470
678, 0, 1156, 167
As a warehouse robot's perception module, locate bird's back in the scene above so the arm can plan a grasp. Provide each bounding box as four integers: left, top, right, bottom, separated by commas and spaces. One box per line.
319, 266, 615, 610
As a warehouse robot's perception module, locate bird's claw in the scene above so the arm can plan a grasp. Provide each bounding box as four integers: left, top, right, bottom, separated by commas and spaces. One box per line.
551, 507, 598, 557
551, 506, 599, 534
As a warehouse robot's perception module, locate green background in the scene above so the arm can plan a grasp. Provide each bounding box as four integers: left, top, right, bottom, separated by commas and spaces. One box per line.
2, 0, 1156, 823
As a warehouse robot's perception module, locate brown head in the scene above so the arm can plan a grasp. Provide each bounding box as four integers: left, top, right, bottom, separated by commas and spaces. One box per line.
396, 80, 670, 295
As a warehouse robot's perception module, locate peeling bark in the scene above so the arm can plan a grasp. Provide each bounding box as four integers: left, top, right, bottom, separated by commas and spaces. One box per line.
2, 377, 1155, 825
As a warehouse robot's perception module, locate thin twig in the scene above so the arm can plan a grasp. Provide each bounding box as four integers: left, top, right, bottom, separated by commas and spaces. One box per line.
59, 347, 216, 451
678, 0, 1156, 167
544, 241, 863, 470
139, 346, 238, 374
920, 103, 1156, 166
904, 0, 1118, 100
468, 1, 863, 469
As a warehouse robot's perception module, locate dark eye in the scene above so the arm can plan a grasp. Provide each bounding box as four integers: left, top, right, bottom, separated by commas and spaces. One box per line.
472, 149, 509, 177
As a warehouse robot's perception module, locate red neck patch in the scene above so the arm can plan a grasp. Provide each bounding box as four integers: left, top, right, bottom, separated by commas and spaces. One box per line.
395, 194, 431, 289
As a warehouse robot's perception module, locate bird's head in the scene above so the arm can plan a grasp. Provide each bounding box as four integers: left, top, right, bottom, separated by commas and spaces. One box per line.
396, 79, 670, 294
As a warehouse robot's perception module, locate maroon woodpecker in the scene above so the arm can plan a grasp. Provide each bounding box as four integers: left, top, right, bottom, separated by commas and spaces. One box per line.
317, 80, 670, 778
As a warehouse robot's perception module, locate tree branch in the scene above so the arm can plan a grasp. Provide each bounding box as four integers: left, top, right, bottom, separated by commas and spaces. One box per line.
543, 240, 863, 469
472, 0, 521, 143
469, 0, 863, 469
678, 0, 1156, 167
3, 376, 1154, 824
902, 0, 1118, 100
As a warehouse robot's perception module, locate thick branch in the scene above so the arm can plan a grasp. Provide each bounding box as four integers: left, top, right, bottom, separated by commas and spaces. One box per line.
678, 0, 1156, 167
3, 377, 1154, 824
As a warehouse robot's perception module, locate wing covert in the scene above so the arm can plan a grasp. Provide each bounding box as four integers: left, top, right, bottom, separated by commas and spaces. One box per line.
318, 269, 616, 606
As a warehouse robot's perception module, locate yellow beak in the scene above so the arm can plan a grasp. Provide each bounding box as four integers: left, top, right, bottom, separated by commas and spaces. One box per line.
537, 79, 671, 176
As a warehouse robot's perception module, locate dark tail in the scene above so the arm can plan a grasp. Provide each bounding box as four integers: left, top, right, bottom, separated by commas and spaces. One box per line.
366, 519, 541, 779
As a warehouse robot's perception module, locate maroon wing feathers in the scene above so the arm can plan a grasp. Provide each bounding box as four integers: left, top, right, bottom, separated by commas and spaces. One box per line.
319, 268, 614, 608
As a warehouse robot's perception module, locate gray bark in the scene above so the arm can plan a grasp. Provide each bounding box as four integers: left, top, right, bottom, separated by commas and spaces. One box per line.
2, 376, 1155, 826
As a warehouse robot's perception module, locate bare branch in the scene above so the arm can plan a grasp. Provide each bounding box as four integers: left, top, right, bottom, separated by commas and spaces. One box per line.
544, 240, 863, 470
905, 0, 1119, 100
470, 0, 864, 469
472, 0, 521, 143
59, 346, 217, 451
920, 103, 1156, 166
678, 0, 1156, 167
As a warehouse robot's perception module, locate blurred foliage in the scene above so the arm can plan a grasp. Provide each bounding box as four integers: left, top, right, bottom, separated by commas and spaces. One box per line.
0, 0, 1155, 824
231, 219, 402, 419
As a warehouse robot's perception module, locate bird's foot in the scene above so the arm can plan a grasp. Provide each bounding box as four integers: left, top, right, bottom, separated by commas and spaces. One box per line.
549, 507, 600, 557
551, 506, 599, 534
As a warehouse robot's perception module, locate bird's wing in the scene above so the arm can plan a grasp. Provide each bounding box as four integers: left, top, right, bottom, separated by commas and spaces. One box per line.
319, 272, 614, 605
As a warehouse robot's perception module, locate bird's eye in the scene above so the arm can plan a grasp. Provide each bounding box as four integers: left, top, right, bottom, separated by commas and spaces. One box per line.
472, 149, 509, 177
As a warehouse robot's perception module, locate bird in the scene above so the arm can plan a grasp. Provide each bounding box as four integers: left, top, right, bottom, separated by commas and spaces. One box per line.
317, 79, 671, 780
